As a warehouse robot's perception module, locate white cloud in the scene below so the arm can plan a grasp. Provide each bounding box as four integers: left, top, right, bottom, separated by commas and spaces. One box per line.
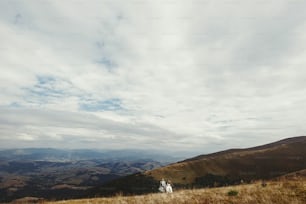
0, 0, 306, 154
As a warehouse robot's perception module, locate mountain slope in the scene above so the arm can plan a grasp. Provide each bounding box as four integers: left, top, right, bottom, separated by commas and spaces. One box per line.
147, 136, 306, 184
96, 136, 306, 196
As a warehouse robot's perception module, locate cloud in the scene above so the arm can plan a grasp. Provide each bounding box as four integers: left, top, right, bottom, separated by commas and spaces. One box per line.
0, 107, 187, 149
0, 0, 306, 154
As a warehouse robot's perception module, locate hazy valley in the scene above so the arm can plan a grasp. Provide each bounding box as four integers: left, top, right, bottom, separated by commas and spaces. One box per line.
0, 149, 178, 203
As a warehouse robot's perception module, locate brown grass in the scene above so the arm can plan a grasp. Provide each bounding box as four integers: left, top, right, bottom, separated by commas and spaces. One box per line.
44, 179, 306, 204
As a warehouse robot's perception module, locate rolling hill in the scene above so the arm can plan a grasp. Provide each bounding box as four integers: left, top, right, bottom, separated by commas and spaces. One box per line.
94, 136, 306, 196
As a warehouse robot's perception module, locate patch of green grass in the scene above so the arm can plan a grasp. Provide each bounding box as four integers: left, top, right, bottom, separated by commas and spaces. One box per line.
227, 190, 238, 196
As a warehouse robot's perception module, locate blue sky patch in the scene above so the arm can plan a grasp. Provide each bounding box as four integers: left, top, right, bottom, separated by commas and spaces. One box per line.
30, 76, 63, 97
80, 98, 123, 112
37, 75, 56, 85
22, 75, 65, 104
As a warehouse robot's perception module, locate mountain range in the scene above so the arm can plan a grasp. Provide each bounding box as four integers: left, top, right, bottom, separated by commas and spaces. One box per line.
1, 136, 305, 203
0, 149, 178, 203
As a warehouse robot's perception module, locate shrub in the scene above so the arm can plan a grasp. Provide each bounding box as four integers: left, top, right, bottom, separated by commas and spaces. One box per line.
227, 190, 238, 196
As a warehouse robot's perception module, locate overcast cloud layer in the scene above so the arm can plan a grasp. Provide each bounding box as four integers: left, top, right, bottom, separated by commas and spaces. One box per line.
1, 0, 306, 154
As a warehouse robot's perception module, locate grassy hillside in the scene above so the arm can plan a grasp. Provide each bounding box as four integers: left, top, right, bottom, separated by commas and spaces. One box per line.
45, 179, 306, 204
146, 136, 306, 185
91, 136, 306, 197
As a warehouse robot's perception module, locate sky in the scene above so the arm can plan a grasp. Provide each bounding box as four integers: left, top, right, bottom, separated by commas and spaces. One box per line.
1, 0, 306, 155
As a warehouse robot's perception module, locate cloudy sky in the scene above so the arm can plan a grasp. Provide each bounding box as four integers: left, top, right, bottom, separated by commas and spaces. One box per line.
1, 0, 306, 154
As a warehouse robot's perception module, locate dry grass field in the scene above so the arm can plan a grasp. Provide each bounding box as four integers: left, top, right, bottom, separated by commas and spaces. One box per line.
43, 179, 305, 204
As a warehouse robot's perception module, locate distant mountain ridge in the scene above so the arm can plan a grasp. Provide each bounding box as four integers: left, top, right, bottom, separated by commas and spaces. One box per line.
0, 148, 180, 162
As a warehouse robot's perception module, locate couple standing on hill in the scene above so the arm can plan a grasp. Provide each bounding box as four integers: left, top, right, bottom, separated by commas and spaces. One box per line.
159, 178, 173, 193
